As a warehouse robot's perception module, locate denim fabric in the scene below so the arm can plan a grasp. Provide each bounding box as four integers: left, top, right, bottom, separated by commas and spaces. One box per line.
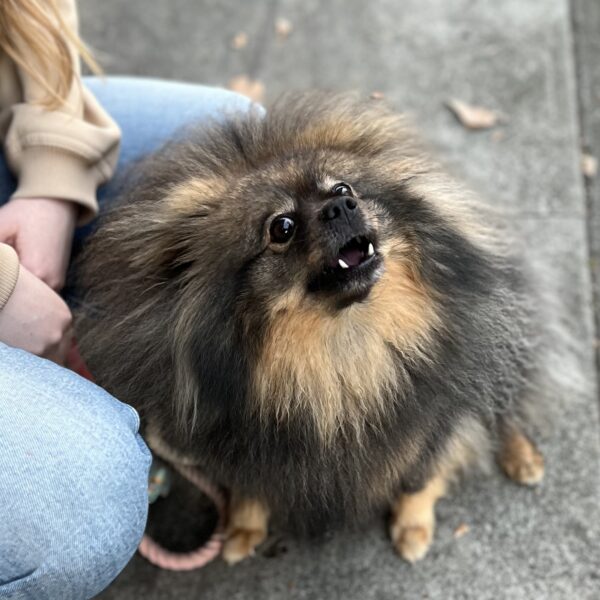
0, 78, 253, 599
0, 344, 151, 600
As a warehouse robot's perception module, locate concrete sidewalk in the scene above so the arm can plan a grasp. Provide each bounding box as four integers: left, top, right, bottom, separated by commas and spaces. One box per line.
79, 1, 600, 598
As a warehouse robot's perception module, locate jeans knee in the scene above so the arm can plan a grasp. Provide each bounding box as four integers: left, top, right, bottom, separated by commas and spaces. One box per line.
0, 346, 151, 599
0, 432, 150, 600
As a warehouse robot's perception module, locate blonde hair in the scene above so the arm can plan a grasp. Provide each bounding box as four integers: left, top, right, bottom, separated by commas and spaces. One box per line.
0, 0, 101, 108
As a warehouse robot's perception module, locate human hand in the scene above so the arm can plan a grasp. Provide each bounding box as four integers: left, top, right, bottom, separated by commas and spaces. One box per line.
0, 197, 77, 290
0, 264, 73, 364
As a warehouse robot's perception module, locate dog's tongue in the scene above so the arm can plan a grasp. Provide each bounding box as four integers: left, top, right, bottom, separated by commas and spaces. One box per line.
339, 247, 363, 267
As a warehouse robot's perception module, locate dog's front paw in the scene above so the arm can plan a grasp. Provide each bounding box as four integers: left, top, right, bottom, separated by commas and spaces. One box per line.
222, 496, 270, 565
390, 519, 433, 563
222, 527, 267, 565
389, 475, 446, 563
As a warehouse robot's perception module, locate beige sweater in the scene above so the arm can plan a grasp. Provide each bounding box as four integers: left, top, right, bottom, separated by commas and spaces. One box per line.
0, 0, 121, 310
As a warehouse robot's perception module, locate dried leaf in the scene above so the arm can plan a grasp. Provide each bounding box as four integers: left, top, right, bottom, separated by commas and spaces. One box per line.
582, 153, 598, 178
446, 99, 502, 130
370, 91, 385, 100
275, 17, 293, 40
453, 522, 470, 538
227, 75, 265, 104
231, 32, 248, 50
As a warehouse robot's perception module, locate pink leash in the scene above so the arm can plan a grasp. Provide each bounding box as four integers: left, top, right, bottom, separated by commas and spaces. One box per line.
138, 462, 227, 570
67, 341, 227, 571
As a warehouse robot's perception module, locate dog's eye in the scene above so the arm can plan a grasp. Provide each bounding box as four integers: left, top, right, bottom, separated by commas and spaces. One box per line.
269, 215, 296, 244
331, 182, 353, 197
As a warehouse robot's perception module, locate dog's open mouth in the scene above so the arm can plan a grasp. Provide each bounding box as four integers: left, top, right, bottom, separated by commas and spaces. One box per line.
330, 235, 376, 271
308, 233, 383, 305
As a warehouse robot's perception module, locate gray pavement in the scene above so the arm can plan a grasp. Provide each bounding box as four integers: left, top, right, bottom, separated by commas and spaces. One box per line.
78, 1, 600, 598
573, 0, 600, 370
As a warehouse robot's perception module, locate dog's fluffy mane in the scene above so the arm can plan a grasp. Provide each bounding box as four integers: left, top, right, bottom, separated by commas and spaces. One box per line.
76, 93, 556, 532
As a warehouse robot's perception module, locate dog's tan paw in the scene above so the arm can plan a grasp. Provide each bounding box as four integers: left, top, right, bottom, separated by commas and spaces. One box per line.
499, 432, 545, 486
222, 528, 267, 565
391, 522, 433, 563
390, 475, 446, 563
223, 496, 269, 565
502, 449, 544, 486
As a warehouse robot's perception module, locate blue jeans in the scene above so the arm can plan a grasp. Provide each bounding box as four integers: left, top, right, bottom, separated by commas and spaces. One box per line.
0, 78, 253, 600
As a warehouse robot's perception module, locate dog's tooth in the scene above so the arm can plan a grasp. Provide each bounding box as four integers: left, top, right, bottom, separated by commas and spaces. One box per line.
338, 259, 349, 269
368, 243, 375, 256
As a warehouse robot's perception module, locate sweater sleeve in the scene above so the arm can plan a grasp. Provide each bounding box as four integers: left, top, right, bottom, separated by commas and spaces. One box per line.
2, 0, 121, 225
0, 243, 19, 311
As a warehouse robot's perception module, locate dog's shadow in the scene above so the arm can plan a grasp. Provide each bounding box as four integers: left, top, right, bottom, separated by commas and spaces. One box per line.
145, 469, 219, 553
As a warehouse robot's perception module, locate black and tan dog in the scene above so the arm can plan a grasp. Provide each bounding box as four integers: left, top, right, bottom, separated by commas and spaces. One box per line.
76, 93, 547, 564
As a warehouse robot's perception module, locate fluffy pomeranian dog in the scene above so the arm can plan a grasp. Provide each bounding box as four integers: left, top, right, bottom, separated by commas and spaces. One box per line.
76, 93, 549, 564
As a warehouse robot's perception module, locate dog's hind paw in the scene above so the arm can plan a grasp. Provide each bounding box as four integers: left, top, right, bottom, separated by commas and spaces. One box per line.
499, 431, 545, 486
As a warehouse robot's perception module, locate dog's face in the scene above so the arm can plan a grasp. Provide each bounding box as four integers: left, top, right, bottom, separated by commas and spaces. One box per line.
257, 174, 384, 307
163, 143, 428, 322
212, 163, 388, 314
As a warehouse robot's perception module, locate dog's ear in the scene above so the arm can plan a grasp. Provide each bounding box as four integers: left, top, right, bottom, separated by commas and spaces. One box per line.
110, 178, 225, 279
163, 178, 227, 215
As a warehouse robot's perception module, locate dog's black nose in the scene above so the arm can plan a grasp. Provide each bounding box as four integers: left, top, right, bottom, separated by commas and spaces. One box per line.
321, 196, 358, 222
